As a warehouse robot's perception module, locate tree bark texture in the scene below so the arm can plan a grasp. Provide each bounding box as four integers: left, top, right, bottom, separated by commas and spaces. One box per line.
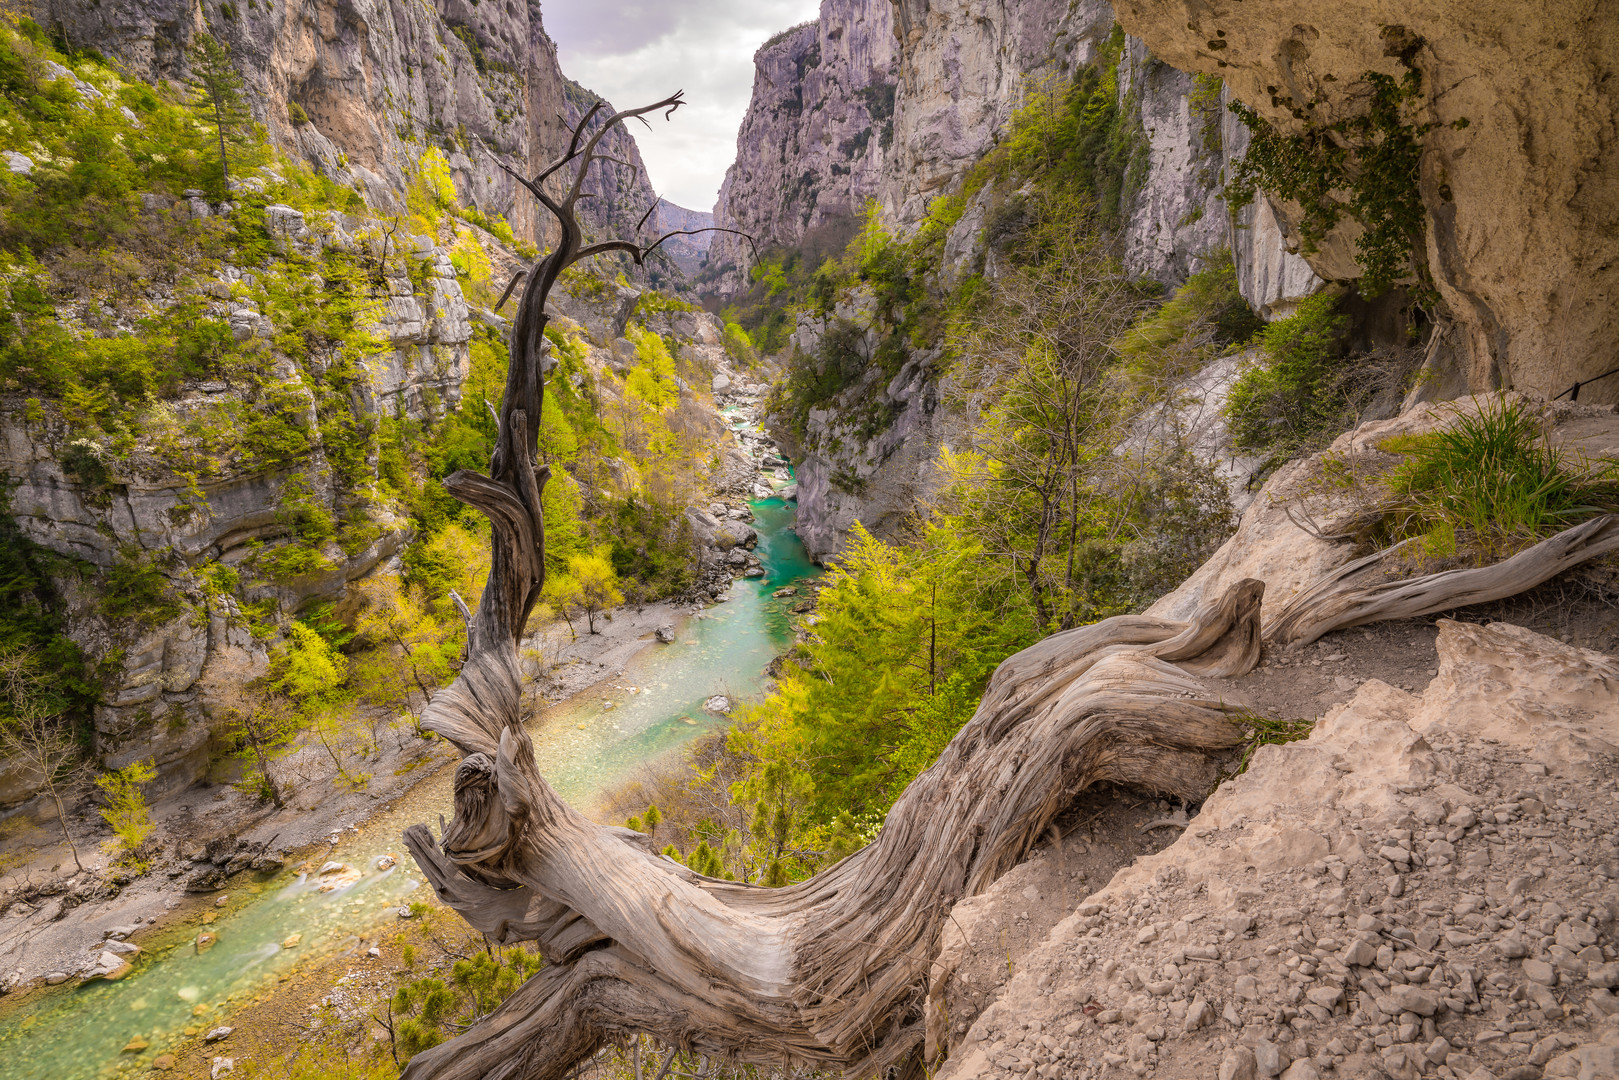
403, 565, 1265, 1079
1264, 513, 1619, 646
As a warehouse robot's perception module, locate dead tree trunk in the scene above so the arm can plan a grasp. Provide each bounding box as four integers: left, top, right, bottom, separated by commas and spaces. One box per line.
1264, 513, 1619, 647
400, 93, 1267, 1079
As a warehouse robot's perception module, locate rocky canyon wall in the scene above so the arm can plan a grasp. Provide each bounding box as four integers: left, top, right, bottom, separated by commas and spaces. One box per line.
707, 0, 899, 296
748, 0, 1324, 562
1113, 0, 1619, 404
31, 0, 674, 256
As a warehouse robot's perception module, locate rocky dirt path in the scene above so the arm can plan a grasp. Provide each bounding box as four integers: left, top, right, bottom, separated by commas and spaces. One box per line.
932, 619, 1619, 1080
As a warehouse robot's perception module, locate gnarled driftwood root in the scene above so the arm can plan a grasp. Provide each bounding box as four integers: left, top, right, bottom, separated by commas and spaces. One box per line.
1265, 513, 1619, 646
403, 578, 1265, 1080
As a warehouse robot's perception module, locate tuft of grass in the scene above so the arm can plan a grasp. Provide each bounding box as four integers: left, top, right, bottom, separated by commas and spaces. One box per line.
1233, 714, 1315, 775
1377, 398, 1619, 562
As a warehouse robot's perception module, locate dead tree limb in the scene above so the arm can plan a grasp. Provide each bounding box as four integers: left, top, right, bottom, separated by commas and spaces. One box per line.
1264, 513, 1619, 646
401, 90, 1265, 1080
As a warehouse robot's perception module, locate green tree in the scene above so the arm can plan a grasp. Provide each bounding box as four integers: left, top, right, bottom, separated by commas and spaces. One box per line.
186, 32, 253, 195
565, 545, 623, 634
96, 758, 157, 868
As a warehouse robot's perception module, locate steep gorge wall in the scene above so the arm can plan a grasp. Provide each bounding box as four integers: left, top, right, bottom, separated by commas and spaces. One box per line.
753, 0, 1321, 562
1113, 0, 1619, 404
707, 0, 899, 295
0, 191, 474, 805
0, 2, 695, 810
32, 0, 665, 253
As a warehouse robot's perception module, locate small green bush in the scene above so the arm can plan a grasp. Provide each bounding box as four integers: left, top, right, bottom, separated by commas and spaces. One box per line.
1224, 292, 1350, 458
1115, 250, 1261, 385
96, 757, 156, 867
390, 948, 543, 1062
100, 547, 183, 627
1377, 398, 1619, 562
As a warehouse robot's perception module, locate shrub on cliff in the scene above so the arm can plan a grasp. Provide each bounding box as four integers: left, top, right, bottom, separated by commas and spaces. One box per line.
1224, 291, 1351, 457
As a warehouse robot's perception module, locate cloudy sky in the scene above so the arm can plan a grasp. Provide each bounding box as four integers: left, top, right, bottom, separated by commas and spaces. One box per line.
545, 0, 822, 214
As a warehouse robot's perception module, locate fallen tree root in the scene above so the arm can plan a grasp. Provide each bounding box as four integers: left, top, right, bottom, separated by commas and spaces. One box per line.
401, 577, 1266, 1080
1264, 513, 1619, 646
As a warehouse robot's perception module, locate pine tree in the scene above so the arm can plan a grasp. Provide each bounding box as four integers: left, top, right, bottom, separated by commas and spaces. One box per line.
186, 32, 252, 195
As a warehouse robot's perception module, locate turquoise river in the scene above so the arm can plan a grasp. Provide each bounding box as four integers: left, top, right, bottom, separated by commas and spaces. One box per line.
0, 495, 819, 1080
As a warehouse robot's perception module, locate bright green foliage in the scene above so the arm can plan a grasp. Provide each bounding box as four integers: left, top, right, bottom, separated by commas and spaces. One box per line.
1113, 250, 1261, 387
730, 524, 1036, 827
405, 147, 458, 231
722, 321, 756, 367
271, 622, 349, 707
99, 547, 184, 627
1224, 292, 1351, 458
1227, 69, 1442, 297
686, 839, 728, 878
557, 545, 622, 634
96, 756, 156, 865
1377, 398, 1619, 562
623, 324, 678, 409
991, 28, 1147, 231
390, 948, 544, 1062
185, 33, 254, 196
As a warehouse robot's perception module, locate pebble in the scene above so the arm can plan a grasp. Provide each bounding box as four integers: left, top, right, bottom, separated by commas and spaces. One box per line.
205, 1025, 233, 1042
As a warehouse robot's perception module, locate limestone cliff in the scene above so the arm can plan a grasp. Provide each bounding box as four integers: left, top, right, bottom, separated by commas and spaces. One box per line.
1112, 0, 1619, 404
0, 189, 473, 801
648, 198, 716, 279
34, 0, 664, 257
707, 0, 899, 296
758, 0, 1323, 562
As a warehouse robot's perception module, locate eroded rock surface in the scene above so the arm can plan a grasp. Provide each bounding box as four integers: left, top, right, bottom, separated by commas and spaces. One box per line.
934, 618, 1619, 1080
1114, 0, 1619, 403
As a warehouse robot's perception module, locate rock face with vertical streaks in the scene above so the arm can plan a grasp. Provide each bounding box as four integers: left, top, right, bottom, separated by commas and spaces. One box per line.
1113, 0, 1619, 403
707, 0, 899, 296
34, 0, 662, 254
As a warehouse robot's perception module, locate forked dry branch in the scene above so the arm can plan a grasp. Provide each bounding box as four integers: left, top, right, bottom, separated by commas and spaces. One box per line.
397, 94, 1272, 1080
1264, 513, 1619, 646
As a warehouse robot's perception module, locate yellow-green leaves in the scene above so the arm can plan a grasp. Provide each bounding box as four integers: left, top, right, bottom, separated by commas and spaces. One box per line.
96, 757, 156, 866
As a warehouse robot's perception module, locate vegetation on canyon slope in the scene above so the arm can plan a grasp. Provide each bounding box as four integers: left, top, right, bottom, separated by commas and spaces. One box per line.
622, 47, 1255, 887
0, 18, 721, 823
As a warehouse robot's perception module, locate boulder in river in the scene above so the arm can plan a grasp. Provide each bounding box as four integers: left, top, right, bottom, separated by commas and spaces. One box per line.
703, 695, 732, 716
773, 587, 798, 598
314, 862, 361, 892
195, 931, 217, 952
122, 1034, 149, 1053
655, 625, 676, 643
712, 521, 757, 551
83, 950, 132, 981
281, 933, 301, 949
712, 373, 732, 394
